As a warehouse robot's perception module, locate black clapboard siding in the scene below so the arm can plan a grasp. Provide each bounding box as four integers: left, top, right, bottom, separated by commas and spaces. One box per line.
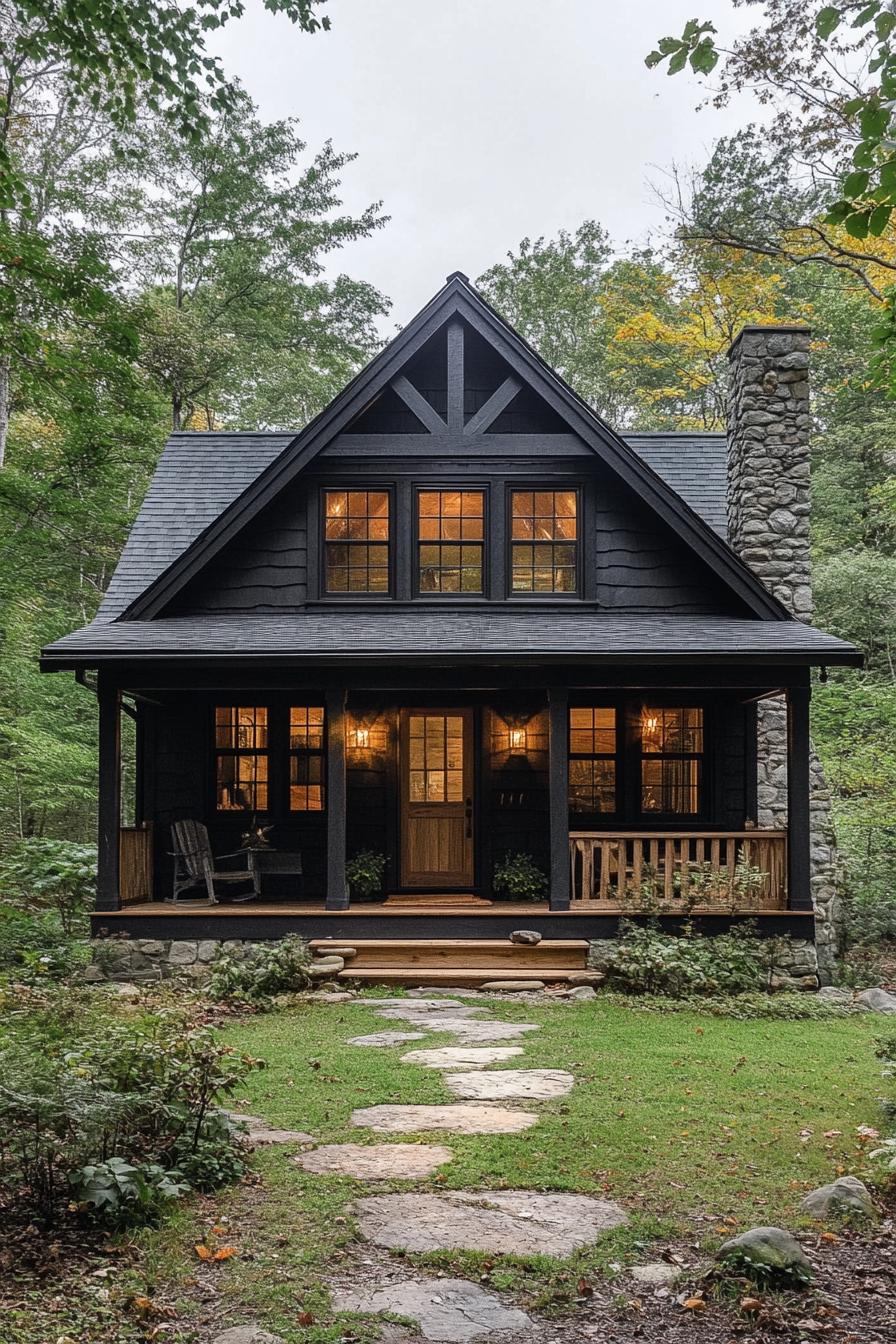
171, 488, 307, 614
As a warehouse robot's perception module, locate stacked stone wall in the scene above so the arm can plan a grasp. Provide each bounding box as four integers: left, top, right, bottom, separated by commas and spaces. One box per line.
727, 326, 840, 980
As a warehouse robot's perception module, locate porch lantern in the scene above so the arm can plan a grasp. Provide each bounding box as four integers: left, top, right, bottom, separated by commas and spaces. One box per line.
500, 715, 530, 759
508, 725, 528, 755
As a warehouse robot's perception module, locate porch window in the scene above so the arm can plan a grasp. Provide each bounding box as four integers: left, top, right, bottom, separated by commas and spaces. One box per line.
418, 489, 485, 593
215, 706, 269, 811
510, 489, 578, 593
568, 707, 617, 813
640, 707, 703, 815
289, 706, 325, 811
324, 489, 390, 593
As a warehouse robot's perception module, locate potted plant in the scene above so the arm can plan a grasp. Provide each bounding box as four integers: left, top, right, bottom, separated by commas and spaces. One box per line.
492, 851, 548, 902
346, 850, 387, 901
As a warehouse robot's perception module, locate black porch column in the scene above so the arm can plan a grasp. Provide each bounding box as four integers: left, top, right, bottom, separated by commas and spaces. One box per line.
96, 672, 121, 912
786, 684, 813, 911
325, 687, 348, 910
548, 687, 570, 911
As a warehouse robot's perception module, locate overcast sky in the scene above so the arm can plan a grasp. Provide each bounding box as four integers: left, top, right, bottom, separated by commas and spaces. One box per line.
213, 1, 757, 329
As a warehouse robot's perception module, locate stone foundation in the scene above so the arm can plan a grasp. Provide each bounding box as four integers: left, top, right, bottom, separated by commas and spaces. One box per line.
85, 936, 282, 983
587, 933, 819, 991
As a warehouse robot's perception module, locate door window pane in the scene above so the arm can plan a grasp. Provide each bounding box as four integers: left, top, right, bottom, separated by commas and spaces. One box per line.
407, 713, 465, 802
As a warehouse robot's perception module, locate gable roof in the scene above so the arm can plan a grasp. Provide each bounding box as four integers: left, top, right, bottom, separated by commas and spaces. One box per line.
95, 428, 728, 622
118, 275, 786, 623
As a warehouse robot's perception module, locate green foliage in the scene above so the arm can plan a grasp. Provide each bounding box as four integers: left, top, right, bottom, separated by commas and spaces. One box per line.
69, 1156, 189, 1224
209, 935, 312, 1002
345, 849, 386, 898
601, 922, 767, 997
616, 990, 854, 1020
0, 1007, 260, 1226
0, 838, 95, 933
492, 851, 549, 901
0, 905, 88, 979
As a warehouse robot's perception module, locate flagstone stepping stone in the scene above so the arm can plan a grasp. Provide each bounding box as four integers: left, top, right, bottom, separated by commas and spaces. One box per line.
351, 1104, 538, 1134
629, 1262, 680, 1287
347, 1030, 427, 1047
375, 1006, 488, 1023
227, 1113, 314, 1145
295, 1143, 453, 1180
479, 980, 545, 992
353, 1190, 628, 1256
444, 1069, 574, 1101
331, 1277, 531, 1341
436, 1020, 540, 1043
212, 1328, 284, 1344
400, 1046, 524, 1070
368, 998, 473, 1010
407, 987, 483, 998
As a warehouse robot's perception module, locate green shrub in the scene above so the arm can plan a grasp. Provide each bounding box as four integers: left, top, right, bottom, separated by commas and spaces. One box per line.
0, 839, 96, 934
601, 922, 765, 997
0, 1009, 261, 1226
209, 935, 312, 1001
493, 851, 549, 901
345, 849, 386, 898
608, 990, 854, 1020
0, 905, 89, 979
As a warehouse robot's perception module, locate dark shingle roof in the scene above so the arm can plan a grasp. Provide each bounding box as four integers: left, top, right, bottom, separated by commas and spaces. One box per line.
97, 429, 728, 620
41, 610, 861, 666
625, 432, 727, 538
98, 433, 295, 621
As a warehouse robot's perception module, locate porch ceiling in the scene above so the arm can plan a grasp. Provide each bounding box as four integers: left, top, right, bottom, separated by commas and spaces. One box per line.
41, 609, 861, 668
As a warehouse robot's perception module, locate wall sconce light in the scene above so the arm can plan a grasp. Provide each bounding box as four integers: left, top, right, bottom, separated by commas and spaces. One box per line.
350, 724, 371, 750
508, 726, 528, 755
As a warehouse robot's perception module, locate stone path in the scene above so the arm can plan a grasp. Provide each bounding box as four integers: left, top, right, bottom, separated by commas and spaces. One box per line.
353, 1190, 628, 1256
283, 989, 626, 1341
331, 1278, 532, 1341
400, 1045, 524, 1069
351, 1102, 539, 1134
295, 1142, 453, 1179
443, 1067, 575, 1100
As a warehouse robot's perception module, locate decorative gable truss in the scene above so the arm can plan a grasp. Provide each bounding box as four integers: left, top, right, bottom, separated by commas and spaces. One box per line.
119, 275, 790, 623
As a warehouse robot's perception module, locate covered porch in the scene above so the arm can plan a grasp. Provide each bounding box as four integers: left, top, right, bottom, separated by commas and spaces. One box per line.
93, 661, 815, 935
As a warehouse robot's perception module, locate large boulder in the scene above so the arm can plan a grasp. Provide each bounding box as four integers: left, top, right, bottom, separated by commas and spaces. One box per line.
801, 1176, 874, 1221
817, 986, 853, 1004
855, 987, 896, 1013
716, 1227, 812, 1284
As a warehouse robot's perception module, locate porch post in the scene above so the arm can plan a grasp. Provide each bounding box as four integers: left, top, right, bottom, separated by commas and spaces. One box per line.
548, 687, 570, 911
786, 684, 813, 911
326, 687, 348, 910
96, 672, 121, 912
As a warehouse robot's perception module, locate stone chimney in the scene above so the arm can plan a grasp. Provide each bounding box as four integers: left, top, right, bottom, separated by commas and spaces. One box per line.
727, 324, 841, 981
726, 324, 812, 621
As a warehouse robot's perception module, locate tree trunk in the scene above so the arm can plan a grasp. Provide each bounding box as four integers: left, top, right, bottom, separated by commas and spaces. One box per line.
172, 390, 182, 432
0, 354, 10, 468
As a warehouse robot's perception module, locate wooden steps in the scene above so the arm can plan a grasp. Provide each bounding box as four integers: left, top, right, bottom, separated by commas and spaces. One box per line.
310, 936, 592, 987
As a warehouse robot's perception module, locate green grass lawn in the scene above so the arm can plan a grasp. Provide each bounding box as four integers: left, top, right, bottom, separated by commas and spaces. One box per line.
4, 993, 889, 1343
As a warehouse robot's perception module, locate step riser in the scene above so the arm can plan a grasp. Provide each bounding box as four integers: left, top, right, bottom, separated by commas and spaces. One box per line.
349, 949, 584, 969
337, 967, 594, 987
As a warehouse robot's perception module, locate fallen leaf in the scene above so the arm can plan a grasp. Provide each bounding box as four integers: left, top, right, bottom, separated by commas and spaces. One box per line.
195, 1245, 212, 1261
213, 1245, 237, 1261
297, 1311, 315, 1326
740, 1296, 761, 1314
683, 1297, 707, 1311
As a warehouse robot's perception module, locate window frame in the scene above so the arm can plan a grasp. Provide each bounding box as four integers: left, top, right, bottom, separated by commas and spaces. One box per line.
635, 702, 707, 821
413, 485, 489, 599
320, 485, 394, 600
568, 703, 621, 822
213, 704, 271, 815
506, 485, 582, 599
288, 705, 327, 813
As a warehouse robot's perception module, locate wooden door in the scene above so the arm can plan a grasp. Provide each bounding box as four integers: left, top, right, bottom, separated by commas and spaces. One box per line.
400, 709, 474, 888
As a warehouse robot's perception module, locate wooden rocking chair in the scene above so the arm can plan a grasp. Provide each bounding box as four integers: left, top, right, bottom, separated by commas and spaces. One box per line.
169, 819, 261, 905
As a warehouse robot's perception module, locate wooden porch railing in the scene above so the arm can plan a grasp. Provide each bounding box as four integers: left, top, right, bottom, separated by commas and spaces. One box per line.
569, 830, 788, 912
119, 822, 153, 906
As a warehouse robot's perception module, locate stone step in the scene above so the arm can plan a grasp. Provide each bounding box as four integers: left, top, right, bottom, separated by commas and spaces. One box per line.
336, 965, 601, 987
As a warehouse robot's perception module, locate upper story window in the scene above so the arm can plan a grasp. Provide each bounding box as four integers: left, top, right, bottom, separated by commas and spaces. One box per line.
215, 706, 269, 811
418, 489, 485, 594
324, 489, 390, 594
640, 707, 704, 815
510, 489, 578, 593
